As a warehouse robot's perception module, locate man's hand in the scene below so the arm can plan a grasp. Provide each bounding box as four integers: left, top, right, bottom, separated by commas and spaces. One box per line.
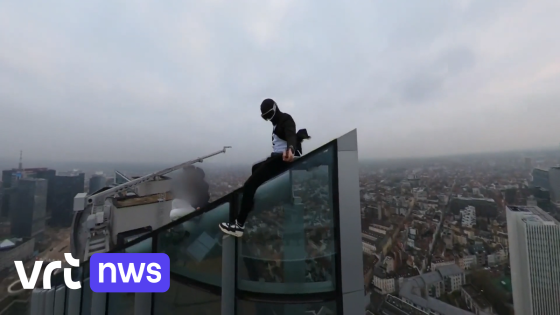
283, 148, 295, 162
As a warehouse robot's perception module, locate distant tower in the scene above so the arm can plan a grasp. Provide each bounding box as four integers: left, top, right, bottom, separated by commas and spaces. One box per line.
524, 157, 532, 171
507, 205, 560, 315
18, 150, 23, 170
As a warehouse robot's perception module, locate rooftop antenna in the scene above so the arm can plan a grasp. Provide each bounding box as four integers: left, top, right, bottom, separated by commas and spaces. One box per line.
18, 150, 22, 170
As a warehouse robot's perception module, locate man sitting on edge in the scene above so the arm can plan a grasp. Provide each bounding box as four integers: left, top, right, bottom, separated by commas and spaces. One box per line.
219, 98, 309, 237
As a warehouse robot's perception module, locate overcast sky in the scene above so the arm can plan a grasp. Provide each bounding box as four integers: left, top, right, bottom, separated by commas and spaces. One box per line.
1, 0, 559, 165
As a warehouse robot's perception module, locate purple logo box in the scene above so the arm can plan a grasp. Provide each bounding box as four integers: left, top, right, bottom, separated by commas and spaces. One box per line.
90, 253, 170, 293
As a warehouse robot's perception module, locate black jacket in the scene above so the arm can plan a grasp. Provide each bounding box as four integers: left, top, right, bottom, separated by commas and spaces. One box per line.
272, 112, 299, 154
272, 113, 311, 157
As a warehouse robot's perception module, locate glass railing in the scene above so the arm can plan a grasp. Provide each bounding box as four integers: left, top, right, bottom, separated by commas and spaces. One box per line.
106, 293, 135, 315
157, 201, 229, 286
152, 278, 221, 314
236, 143, 338, 295
29, 131, 364, 315
237, 299, 338, 315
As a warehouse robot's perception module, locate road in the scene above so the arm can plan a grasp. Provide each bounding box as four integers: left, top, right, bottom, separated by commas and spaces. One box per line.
374, 197, 416, 267
425, 180, 456, 272
399, 198, 416, 245
389, 197, 416, 247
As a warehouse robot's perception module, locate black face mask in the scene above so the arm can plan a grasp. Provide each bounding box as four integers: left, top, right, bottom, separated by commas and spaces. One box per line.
261, 101, 277, 121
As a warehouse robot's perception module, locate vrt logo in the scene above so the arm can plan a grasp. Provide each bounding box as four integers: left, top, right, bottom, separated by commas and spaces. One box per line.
14, 253, 81, 290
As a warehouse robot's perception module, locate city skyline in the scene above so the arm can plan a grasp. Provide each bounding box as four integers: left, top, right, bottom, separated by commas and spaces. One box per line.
1, 143, 559, 172
1, 129, 559, 314
2, 1, 560, 314
1, 1, 560, 163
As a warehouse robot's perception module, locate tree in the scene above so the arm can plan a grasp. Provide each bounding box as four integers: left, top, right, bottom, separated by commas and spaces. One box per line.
470, 270, 512, 315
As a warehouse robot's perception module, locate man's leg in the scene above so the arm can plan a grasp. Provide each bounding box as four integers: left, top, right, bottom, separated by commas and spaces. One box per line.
236, 158, 283, 225
219, 156, 288, 237
251, 160, 266, 174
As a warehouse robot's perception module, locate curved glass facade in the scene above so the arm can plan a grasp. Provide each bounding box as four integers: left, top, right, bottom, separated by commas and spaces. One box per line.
237, 299, 338, 315
29, 130, 364, 315
152, 278, 221, 314
106, 293, 135, 315
158, 201, 229, 286
237, 144, 337, 294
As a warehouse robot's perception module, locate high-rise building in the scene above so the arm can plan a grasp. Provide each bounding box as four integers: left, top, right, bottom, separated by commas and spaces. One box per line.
26, 129, 365, 315
88, 173, 106, 195
525, 157, 533, 170
34, 169, 56, 212
549, 167, 560, 203
506, 205, 560, 315
1, 168, 55, 218
1, 169, 17, 218
105, 177, 115, 186
49, 173, 85, 227
10, 178, 48, 238
115, 170, 131, 185
531, 167, 550, 190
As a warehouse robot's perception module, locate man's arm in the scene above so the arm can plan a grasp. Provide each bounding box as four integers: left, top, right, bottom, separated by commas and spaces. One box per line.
284, 116, 298, 153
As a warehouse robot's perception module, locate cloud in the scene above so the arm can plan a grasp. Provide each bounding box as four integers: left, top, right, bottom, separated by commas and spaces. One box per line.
0, 0, 559, 166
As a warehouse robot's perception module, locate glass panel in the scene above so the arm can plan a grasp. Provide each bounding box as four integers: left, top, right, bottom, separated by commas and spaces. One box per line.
80, 260, 91, 315
152, 278, 220, 314
157, 202, 229, 286
64, 267, 82, 315
107, 293, 135, 315
72, 265, 83, 282
83, 260, 90, 279
81, 278, 92, 315
124, 237, 153, 253
106, 248, 135, 315
237, 299, 338, 315
237, 144, 337, 294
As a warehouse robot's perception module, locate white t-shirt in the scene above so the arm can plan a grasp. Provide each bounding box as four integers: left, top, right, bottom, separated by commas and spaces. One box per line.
272, 125, 287, 153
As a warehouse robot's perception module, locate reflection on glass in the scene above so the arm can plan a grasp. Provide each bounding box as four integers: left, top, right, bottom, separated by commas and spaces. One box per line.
71, 266, 83, 282
157, 202, 229, 286
84, 260, 90, 279
106, 249, 135, 315
237, 299, 337, 315
107, 293, 135, 315
81, 278, 92, 315
153, 278, 220, 314
124, 237, 152, 253
237, 144, 337, 294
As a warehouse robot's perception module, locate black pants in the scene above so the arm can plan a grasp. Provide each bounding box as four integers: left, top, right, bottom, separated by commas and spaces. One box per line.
236, 154, 290, 225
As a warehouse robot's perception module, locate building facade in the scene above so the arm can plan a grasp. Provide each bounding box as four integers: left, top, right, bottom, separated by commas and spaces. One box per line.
549, 167, 560, 203
88, 174, 106, 195
460, 284, 493, 315
506, 205, 560, 315
460, 206, 476, 227
10, 178, 48, 238
531, 167, 550, 190
1, 168, 56, 219
49, 173, 85, 227
398, 264, 470, 315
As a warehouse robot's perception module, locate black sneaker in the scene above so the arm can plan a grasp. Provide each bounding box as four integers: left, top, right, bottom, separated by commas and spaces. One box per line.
219, 221, 244, 237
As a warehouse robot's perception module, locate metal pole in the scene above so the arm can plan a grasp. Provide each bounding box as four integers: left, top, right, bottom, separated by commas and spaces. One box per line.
87, 146, 231, 206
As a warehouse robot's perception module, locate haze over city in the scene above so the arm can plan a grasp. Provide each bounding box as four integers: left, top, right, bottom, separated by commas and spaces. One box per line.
1, 0, 559, 164
3, 2, 560, 315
